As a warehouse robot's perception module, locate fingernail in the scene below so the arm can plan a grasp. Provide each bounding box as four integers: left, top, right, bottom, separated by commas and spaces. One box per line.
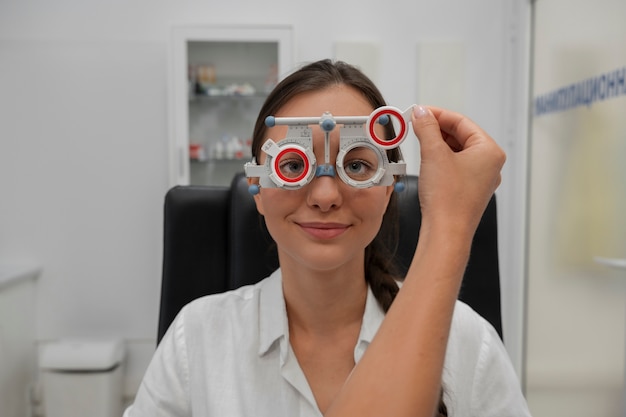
413, 105, 429, 118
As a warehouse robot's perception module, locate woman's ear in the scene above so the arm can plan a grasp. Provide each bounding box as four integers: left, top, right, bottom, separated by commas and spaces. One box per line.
247, 177, 265, 215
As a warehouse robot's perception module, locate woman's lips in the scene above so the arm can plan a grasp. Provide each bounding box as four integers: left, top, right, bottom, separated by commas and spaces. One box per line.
297, 222, 350, 239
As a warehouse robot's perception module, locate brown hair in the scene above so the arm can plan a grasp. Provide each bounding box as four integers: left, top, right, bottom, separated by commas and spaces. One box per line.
251, 59, 447, 416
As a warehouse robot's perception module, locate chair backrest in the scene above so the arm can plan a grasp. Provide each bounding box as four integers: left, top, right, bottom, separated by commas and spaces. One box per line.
158, 173, 502, 343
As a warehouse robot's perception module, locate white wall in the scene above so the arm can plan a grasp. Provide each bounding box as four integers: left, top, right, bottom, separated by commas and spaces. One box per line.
0, 0, 530, 405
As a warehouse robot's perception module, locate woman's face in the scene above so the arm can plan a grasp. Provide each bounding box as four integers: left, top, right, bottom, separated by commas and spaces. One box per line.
250, 85, 394, 273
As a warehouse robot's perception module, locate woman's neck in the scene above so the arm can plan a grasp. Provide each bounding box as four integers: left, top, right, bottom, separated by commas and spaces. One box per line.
280, 256, 368, 336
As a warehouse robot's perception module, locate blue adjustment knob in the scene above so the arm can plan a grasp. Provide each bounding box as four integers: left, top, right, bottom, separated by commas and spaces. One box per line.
377, 115, 390, 125
265, 116, 276, 127
320, 118, 336, 132
393, 181, 406, 193
248, 184, 260, 195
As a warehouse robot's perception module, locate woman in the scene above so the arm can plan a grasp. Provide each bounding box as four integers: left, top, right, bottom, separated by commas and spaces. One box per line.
124, 60, 530, 417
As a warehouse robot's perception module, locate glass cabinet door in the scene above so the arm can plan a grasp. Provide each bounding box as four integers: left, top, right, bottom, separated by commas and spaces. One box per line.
169, 25, 293, 186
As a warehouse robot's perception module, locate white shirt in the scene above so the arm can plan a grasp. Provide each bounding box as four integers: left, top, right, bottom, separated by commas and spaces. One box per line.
124, 269, 531, 417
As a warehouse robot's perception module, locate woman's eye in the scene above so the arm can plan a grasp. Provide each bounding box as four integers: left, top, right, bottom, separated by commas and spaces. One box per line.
344, 159, 374, 178
342, 146, 380, 182
279, 158, 305, 177
346, 160, 365, 173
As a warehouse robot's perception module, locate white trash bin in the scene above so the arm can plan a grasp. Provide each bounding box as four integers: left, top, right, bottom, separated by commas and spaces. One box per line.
39, 339, 125, 417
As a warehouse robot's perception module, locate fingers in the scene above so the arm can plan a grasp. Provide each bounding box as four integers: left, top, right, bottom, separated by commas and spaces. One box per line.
412, 105, 506, 168
409, 104, 506, 234
410, 106, 448, 153
416, 106, 485, 151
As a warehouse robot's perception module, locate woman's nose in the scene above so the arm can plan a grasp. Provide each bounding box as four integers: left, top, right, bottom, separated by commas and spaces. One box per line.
306, 172, 343, 212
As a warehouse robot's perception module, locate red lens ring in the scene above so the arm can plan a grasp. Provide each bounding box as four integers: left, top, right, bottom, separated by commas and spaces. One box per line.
273, 147, 310, 183
368, 108, 406, 148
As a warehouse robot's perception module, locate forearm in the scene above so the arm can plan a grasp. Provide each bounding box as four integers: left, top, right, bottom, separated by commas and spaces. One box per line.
326, 224, 473, 417
325, 104, 504, 417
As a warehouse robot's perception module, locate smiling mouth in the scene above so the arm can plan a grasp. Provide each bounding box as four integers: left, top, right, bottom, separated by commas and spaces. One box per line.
297, 222, 350, 239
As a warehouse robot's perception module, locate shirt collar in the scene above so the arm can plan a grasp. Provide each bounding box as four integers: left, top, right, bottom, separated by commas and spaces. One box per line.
258, 269, 288, 357
257, 268, 387, 363
354, 284, 385, 362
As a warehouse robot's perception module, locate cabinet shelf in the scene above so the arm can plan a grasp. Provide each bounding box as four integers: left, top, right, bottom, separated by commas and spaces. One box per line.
169, 25, 293, 186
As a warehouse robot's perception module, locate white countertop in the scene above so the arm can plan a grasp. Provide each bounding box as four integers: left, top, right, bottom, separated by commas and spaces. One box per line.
0, 261, 41, 291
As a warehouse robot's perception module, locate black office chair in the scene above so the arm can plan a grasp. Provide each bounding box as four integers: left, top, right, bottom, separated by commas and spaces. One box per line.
157, 173, 502, 344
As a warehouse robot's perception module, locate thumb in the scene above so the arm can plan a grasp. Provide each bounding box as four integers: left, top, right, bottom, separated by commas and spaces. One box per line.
410, 105, 447, 154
